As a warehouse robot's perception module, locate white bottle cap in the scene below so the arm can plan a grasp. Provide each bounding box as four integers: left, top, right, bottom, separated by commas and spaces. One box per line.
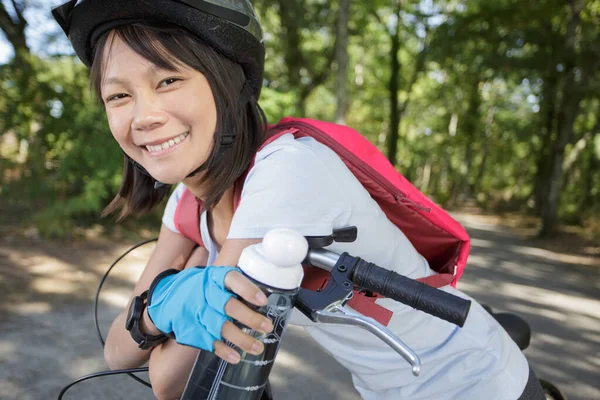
238, 229, 307, 290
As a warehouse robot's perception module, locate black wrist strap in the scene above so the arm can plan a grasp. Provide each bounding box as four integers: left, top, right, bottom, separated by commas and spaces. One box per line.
128, 290, 169, 350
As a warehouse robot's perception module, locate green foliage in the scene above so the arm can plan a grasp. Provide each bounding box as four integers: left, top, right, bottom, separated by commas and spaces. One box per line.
259, 87, 297, 122
1, 55, 123, 236
0, 0, 598, 238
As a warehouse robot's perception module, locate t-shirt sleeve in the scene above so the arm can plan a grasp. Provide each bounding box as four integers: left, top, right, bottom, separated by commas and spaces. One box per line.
162, 183, 187, 233
228, 136, 352, 239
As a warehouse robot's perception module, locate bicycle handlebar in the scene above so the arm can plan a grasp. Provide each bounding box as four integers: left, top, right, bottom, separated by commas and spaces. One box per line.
305, 249, 471, 327
351, 258, 471, 327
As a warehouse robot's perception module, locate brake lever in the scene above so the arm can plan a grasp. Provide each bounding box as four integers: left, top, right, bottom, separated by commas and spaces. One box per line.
315, 305, 421, 376
295, 249, 421, 376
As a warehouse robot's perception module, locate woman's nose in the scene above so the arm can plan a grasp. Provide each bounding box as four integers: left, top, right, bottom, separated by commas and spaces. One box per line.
131, 97, 168, 131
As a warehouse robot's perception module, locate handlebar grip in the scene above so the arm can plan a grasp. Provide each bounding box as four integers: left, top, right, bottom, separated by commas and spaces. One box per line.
352, 259, 471, 327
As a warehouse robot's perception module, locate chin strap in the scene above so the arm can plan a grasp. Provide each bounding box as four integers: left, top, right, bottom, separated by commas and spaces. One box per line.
126, 81, 254, 189
125, 155, 168, 189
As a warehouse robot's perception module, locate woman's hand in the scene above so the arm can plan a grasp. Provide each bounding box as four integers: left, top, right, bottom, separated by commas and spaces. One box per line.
147, 266, 273, 364
217, 269, 273, 363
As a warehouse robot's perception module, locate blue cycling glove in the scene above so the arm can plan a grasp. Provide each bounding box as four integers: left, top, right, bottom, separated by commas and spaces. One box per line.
147, 266, 240, 351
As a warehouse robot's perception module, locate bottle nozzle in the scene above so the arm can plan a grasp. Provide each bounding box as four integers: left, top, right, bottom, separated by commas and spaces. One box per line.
238, 229, 307, 290
262, 229, 308, 266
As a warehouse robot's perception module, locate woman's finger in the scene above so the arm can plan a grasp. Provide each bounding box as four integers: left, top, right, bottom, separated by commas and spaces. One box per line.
213, 340, 241, 364
224, 270, 268, 306
221, 320, 265, 356
212, 320, 266, 365
224, 297, 273, 333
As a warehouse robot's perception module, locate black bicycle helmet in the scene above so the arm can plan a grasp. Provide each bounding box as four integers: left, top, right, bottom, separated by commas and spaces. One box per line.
52, 0, 265, 99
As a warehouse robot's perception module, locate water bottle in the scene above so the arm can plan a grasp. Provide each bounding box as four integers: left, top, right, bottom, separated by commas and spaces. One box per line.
181, 229, 307, 400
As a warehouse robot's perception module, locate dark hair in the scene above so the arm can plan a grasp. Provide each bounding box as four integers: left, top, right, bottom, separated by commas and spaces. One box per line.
91, 23, 267, 219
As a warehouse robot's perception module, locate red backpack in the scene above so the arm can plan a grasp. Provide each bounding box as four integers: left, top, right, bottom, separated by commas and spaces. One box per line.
174, 117, 470, 326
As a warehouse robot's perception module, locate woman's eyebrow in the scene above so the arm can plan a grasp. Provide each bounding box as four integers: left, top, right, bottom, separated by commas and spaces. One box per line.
103, 76, 126, 86
103, 64, 177, 87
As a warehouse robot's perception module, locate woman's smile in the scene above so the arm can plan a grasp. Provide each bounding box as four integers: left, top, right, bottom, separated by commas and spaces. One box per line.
142, 131, 190, 157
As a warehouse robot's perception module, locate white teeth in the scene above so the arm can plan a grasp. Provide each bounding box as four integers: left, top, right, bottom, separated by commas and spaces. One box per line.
145, 132, 188, 153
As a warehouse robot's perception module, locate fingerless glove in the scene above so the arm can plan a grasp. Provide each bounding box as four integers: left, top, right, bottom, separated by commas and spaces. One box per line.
147, 266, 240, 351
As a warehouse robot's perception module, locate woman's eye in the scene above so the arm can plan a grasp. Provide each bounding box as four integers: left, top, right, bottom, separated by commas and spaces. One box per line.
160, 78, 181, 87
106, 93, 128, 102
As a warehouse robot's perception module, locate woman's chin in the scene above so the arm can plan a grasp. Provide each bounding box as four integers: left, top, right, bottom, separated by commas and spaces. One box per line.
148, 173, 183, 186
146, 165, 202, 186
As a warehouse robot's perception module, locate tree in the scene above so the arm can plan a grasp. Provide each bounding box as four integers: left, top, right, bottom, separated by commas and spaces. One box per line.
334, 0, 350, 124
0, 0, 28, 57
370, 0, 431, 166
539, 0, 597, 236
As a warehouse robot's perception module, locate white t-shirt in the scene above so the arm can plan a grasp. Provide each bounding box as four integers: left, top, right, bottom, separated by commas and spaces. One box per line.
162, 133, 528, 399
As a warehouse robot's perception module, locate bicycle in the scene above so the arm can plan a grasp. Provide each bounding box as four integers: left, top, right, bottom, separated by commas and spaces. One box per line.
57, 228, 565, 400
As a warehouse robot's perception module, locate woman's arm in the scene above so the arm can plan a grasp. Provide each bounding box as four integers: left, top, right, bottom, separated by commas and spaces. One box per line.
146, 237, 267, 400
103, 223, 197, 370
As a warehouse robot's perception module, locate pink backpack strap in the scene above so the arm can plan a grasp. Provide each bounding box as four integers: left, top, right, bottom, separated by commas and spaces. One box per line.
417, 273, 455, 288
299, 266, 393, 326
174, 189, 204, 247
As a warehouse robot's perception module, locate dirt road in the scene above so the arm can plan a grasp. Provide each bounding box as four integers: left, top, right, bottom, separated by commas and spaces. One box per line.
1, 213, 598, 400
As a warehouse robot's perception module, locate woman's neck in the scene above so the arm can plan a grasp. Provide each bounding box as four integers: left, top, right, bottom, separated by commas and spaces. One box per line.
207, 188, 235, 251
209, 187, 235, 222
183, 177, 235, 249
183, 177, 234, 217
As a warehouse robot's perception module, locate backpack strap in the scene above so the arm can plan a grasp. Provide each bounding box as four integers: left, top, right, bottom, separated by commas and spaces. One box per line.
299, 266, 393, 326
416, 272, 456, 288
174, 188, 204, 247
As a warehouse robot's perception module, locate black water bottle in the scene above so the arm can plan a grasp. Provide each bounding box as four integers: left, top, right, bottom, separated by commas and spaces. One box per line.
181, 229, 307, 400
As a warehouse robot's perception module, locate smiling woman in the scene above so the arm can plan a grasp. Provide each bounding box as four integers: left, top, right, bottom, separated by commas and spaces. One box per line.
87, 23, 266, 218
99, 32, 218, 186
51, 1, 546, 400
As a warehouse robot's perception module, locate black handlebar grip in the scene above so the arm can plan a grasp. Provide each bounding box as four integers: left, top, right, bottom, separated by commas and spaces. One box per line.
352, 259, 471, 327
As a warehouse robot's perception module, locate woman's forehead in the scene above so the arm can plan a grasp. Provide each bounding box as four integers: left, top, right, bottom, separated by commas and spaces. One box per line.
100, 32, 187, 81
103, 35, 149, 67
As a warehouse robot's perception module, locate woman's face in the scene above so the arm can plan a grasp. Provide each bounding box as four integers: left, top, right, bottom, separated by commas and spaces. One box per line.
100, 34, 217, 184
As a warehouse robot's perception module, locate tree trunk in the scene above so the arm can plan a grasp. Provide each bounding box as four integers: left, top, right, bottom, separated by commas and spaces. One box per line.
278, 0, 336, 117
533, 73, 558, 215
278, 1, 303, 88
474, 106, 495, 194
0, 1, 29, 55
386, 5, 401, 165
421, 162, 432, 193
563, 132, 592, 174
539, 0, 586, 237
334, 0, 350, 125
458, 81, 481, 203
382, 1, 429, 166
580, 133, 599, 210
277, 1, 304, 115
540, 98, 582, 237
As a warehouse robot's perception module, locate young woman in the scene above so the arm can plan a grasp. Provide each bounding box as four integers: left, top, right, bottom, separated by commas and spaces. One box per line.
52, 1, 545, 399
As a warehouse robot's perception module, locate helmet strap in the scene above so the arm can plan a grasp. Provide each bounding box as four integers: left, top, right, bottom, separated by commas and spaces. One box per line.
182, 80, 254, 179
124, 152, 169, 189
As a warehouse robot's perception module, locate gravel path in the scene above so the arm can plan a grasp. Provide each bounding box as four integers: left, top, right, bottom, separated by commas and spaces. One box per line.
1, 213, 598, 400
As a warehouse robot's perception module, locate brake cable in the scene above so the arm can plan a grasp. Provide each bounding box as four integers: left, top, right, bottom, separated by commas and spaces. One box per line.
58, 238, 158, 399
